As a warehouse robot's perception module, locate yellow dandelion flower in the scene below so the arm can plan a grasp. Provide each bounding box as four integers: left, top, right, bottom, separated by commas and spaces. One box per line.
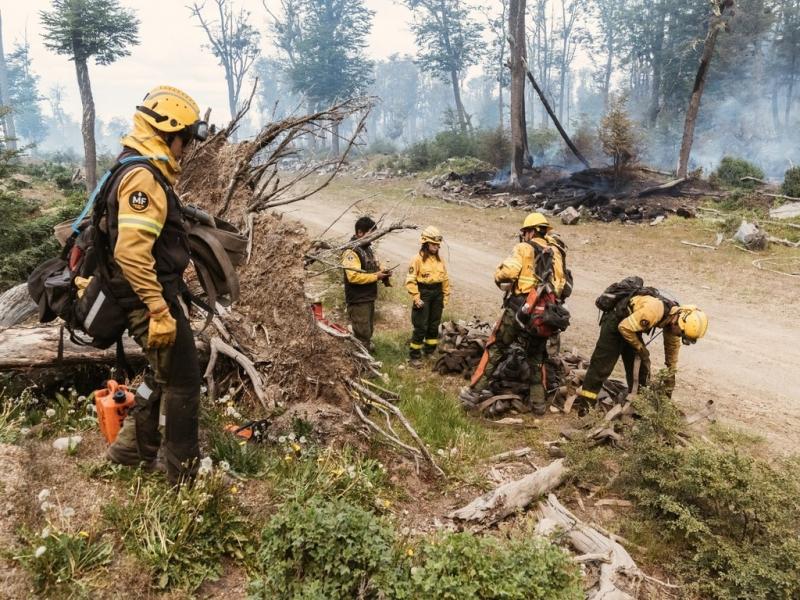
291, 443, 301, 453
284, 454, 294, 462
230, 485, 239, 494
78, 531, 89, 538
406, 548, 414, 557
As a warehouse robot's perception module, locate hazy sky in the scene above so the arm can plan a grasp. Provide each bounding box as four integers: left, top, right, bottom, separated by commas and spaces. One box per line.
1, 0, 420, 126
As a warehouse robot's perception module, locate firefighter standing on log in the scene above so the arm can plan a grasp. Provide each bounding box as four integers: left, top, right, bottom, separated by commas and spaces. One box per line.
460, 213, 568, 415
341, 217, 391, 350
405, 226, 450, 367
577, 280, 708, 406
104, 85, 209, 484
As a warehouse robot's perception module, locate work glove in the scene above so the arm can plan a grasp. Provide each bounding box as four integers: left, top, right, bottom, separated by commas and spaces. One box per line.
74, 276, 91, 299
148, 304, 177, 349
413, 297, 425, 309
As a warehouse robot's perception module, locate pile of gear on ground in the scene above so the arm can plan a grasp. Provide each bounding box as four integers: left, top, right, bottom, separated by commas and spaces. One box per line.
435, 319, 628, 418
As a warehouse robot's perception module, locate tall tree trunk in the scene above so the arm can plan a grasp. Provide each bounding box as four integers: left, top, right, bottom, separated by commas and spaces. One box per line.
498, 83, 504, 130
785, 54, 796, 126
771, 83, 781, 132
509, 0, 527, 187
677, 3, 732, 178
331, 119, 340, 157
603, 39, 614, 109
647, 1, 666, 127
0, 10, 17, 151
449, 69, 468, 133
225, 64, 239, 142
74, 58, 96, 191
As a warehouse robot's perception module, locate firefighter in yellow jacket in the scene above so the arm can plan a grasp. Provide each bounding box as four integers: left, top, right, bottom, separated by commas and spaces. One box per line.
578, 292, 708, 404
105, 85, 208, 484
405, 226, 450, 365
460, 213, 566, 415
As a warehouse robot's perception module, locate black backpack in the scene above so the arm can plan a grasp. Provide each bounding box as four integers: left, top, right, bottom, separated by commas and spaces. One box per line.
27, 157, 157, 349
595, 276, 677, 318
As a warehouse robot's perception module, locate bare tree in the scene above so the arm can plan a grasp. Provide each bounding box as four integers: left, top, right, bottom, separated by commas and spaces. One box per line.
0, 10, 18, 152
676, 0, 735, 177
190, 0, 260, 131
509, 0, 528, 187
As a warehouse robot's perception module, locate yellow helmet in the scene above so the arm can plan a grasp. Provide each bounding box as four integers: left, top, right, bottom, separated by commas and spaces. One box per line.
136, 85, 208, 140
420, 225, 443, 245
522, 212, 551, 231
675, 306, 708, 343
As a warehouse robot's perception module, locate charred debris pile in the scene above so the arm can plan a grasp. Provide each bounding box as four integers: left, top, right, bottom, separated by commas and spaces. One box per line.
425, 165, 707, 224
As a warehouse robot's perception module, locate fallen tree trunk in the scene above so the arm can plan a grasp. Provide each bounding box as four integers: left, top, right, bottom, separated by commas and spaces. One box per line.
0, 283, 37, 328
536, 494, 643, 600
0, 324, 206, 370
525, 68, 590, 169
448, 458, 567, 524
638, 177, 688, 197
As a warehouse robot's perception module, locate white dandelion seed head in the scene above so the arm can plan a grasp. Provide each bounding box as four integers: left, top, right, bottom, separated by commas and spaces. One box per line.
34, 546, 46, 558
37, 489, 51, 503
45, 408, 56, 418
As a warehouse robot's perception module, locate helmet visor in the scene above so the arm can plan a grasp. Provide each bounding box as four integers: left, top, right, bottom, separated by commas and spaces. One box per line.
190, 121, 209, 141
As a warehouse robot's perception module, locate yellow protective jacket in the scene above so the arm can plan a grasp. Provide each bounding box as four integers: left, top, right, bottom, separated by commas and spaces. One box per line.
494, 236, 566, 297
405, 253, 451, 305
619, 295, 681, 370
112, 114, 183, 312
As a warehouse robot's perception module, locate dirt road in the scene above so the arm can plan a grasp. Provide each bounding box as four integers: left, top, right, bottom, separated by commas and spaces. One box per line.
282, 178, 800, 452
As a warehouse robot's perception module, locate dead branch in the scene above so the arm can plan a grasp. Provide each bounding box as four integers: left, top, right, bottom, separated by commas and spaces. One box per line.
536, 494, 646, 600
638, 178, 688, 198
347, 378, 444, 478
327, 222, 418, 254
448, 459, 567, 524
485, 447, 532, 463
740, 176, 768, 185
681, 240, 716, 250
204, 336, 269, 411
767, 235, 800, 248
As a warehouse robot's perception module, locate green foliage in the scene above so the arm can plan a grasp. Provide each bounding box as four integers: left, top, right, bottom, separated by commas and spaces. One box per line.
6, 42, 47, 143
207, 427, 271, 478
782, 165, 800, 197
272, 0, 374, 106
249, 499, 582, 600
0, 187, 84, 291
13, 387, 97, 438
617, 381, 800, 599
598, 94, 638, 183
711, 156, 766, 189
393, 128, 510, 173
40, 0, 140, 65
528, 127, 560, 162
366, 138, 399, 155
15, 524, 112, 596
104, 473, 254, 592
249, 497, 397, 599
0, 399, 24, 444
391, 533, 583, 600
268, 444, 391, 509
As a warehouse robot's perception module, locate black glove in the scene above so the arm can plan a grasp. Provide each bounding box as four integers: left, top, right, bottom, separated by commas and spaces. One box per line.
637, 347, 651, 375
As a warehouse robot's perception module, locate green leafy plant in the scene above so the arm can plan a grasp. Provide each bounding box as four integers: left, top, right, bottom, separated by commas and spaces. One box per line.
782, 165, 800, 197
20, 387, 97, 438
268, 444, 391, 509
104, 472, 254, 592
390, 533, 583, 600
249, 497, 397, 599
617, 381, 800, 599
711, 156, 765, 189
14, 524, 112, 596
207, 427, 270, 478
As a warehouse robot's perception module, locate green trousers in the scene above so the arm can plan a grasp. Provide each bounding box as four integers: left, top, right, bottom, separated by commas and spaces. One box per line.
472, 307, 548, 408
409, 284, 444, 358
347, 301, 375, 347
581, 312, 650, 399
108, 301, 201, 484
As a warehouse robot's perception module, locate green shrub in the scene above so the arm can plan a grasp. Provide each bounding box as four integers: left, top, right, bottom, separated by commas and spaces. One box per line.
207, 427, 270, 478
529, 127, 560, 162
249, 497, 397, 599
366, 138, 399, 156
15, 524, 112, 596
391, 533, 583, 600
782, 166, 800, 197
104, 473, 254, 592
711, 156, 765, 189
618, 382, 800, 599
472, 127, 510, 168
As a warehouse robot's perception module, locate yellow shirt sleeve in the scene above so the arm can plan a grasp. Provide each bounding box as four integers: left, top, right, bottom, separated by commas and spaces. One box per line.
114, 167, 168, 312
664, 330, 681, 370
442, 260, 451, 306
405, 254, 421, 301
495, 244, 525, 284
618, 296, 665, 353
342, 249, 378, 285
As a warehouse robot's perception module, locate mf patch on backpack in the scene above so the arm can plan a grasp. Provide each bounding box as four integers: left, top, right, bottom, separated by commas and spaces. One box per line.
128, 191, 150, 212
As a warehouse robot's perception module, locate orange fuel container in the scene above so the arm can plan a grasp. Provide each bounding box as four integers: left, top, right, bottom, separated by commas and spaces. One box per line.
95, 380, 135, 444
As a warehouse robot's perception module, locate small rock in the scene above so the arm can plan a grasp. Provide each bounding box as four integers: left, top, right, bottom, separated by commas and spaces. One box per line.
558, 206, 580, 225
650, 215, 666, 226
733, 220, 768, 250
676, 206, 696, 218
52, 436, 82, 452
